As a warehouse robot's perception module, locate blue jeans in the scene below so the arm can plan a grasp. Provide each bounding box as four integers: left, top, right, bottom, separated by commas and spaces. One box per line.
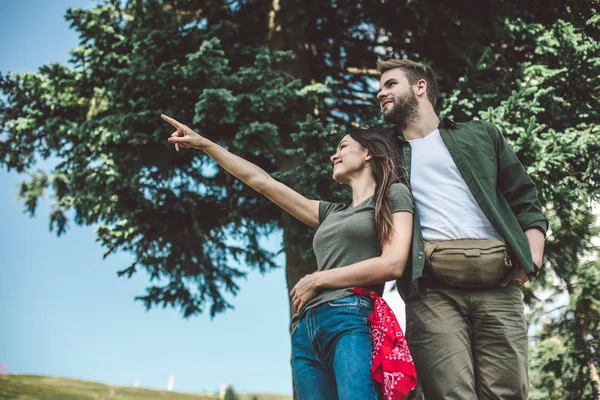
291, 295, 381, 400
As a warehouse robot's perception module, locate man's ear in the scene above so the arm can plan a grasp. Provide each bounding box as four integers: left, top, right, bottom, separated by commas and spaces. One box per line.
416, 79, 428, 96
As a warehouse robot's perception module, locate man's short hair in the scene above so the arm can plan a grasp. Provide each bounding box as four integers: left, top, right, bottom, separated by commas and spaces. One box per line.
376, 58, 439, 108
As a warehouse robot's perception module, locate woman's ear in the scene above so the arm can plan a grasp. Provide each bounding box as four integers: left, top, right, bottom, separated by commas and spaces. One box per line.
365, 153, 373, 161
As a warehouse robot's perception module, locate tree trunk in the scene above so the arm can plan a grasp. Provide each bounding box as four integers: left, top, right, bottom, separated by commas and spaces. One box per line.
267, 0, 316, 313
267, 0, 312, 81
567, 282, 600, 399
282, 216, 318, 317
575, 307, 600, 399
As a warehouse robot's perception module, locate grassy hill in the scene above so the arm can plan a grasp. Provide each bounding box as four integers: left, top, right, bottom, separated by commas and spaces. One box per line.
0, 374, 293, 400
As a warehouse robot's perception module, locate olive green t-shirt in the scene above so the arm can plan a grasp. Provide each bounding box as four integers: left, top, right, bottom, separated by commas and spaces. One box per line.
291, 183, 414, 330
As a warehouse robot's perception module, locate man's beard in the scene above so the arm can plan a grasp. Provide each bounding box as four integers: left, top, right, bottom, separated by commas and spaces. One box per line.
382, 87, 420, 128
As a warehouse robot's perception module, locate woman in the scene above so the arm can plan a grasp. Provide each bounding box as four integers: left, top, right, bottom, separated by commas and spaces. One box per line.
161, 114, 414, 399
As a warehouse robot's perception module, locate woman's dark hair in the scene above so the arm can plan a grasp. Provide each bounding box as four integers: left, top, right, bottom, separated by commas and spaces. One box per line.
347, 128, 404, 247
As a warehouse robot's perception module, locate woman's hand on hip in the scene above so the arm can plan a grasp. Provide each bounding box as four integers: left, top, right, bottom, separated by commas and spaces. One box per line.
162, 114, 206, 151
290, 273, 321, 313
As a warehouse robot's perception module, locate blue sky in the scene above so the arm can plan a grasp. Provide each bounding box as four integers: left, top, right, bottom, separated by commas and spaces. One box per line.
0, 0, 405, 394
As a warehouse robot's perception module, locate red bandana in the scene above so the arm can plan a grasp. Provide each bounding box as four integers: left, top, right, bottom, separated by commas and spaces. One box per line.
354, 288, 417, 400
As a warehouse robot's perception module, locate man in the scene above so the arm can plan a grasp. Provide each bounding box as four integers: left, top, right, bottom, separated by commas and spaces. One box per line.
376, 58, 547, 399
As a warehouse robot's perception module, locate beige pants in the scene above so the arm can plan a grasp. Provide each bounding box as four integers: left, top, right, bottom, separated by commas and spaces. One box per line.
405, 283, 528, 400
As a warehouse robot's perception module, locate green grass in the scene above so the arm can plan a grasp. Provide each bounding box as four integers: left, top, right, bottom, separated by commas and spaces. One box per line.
0, 374, 292, 400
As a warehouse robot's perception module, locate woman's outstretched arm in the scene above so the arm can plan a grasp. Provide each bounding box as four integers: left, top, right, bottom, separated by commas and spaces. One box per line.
162, 114, 320, 228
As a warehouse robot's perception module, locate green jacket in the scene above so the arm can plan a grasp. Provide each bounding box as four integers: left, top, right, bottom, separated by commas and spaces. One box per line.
396, 117, 548, 300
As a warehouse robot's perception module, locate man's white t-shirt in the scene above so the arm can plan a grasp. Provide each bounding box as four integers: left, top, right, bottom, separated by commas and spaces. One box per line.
408, 129, 501, 241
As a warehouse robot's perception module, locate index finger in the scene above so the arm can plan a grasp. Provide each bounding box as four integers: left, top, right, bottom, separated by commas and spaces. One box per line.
161, 114, 183, 129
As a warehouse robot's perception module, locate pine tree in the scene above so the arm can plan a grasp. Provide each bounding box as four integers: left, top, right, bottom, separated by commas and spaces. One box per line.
223, 385, 239, 400
1, 1, 599, 393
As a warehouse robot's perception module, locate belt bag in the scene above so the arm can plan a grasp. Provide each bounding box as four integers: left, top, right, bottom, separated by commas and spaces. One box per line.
424, 239, 513, 288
